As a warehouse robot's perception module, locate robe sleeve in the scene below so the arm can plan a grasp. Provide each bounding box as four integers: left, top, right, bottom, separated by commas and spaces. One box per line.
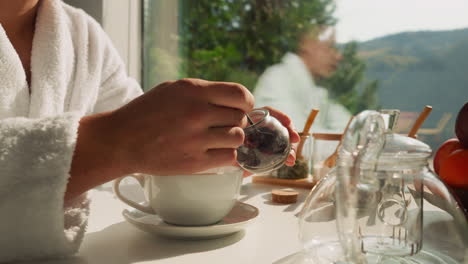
88, 15, 143, 113
0, 112, 88, 263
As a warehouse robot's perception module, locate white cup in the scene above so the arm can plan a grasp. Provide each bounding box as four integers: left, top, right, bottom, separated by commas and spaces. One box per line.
113, 166, 243, 226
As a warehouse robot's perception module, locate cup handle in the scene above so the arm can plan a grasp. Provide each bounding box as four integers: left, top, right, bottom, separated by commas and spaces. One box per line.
113, 174, 155, 214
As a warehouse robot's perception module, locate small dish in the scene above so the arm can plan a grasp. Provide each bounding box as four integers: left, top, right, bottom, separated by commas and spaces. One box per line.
122, 201, 259, 240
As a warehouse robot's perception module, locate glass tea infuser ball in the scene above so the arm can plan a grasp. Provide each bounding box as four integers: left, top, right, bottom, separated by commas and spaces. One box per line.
298, 110, 468, 264
237, 109, 291, 174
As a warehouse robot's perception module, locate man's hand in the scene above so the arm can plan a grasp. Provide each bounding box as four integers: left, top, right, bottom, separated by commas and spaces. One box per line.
262, 106, 300, 166
68, 79, 254, 200
242, 106, 300, 177
111, 78, 254, 176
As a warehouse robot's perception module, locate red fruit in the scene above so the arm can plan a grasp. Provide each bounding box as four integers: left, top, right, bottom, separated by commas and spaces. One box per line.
455, 102, 468, 148
439, 149, 468, 189
434, 138, 463, 174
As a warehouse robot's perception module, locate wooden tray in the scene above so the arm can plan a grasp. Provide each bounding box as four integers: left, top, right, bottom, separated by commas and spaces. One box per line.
252, 175, 316, 189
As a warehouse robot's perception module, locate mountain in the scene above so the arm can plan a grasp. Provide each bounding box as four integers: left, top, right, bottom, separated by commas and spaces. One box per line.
356, 28, 468, 148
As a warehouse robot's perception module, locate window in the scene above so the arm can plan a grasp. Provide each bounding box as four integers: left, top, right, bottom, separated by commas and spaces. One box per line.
142, 0, 468, 149
334, 0, 468, 149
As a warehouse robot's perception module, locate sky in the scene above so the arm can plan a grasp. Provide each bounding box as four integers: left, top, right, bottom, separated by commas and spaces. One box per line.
335, 0, 468, 43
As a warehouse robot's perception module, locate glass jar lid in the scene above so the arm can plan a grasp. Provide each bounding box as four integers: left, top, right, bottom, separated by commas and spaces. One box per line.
376, 133, 432, 170
376, 109, 432, 170
339, 110, 433, 171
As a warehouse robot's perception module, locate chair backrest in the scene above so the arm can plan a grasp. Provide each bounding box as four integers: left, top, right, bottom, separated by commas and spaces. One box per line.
435, 112, 453, 131
418, 112, 453, 135
395, 111, 419, 133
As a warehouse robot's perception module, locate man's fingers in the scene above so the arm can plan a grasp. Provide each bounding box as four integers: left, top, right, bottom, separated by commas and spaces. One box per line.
285, 144, 297, 166
287, 127, 300, 144
242, 170, 253, 177
203, 127, 245, 149
204, 82, 255, 113
263, 106, 300, 143
261, 106, 300, 167
205, 105, 249, 128
204, 148, 238, 168
262, 106, 291, 125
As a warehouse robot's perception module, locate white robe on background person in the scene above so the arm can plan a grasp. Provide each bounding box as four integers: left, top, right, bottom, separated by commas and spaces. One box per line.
0, 0, 142, 262
254, 52, 351, 133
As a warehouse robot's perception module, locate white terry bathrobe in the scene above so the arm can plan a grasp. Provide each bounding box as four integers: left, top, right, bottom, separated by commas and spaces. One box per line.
0, 0, 142, 262
254, 53, 351, 133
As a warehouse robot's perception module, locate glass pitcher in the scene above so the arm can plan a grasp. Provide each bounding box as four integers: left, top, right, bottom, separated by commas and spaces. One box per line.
299, 110, 468, 264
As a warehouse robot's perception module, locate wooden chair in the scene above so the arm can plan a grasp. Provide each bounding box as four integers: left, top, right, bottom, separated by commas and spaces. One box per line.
395, 111, 419, 134
418, 112, 452, 137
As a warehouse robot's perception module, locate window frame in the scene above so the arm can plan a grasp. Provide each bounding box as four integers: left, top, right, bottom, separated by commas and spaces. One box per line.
65, 0, 143, 84
102, 0, 142, 83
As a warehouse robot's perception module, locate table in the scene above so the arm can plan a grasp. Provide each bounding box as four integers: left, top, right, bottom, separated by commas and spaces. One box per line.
35, 178, 468, 264
38, 178, 311, 264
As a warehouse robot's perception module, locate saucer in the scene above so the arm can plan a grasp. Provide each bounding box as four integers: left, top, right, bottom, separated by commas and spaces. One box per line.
122, 201, 259, 240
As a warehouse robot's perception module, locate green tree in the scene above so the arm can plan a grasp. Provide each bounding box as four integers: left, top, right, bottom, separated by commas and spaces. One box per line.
144, 0, 379, 113
179, 0, 336, 89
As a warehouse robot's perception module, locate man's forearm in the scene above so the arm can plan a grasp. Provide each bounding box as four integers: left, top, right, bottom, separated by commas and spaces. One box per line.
66, 111, 129, 201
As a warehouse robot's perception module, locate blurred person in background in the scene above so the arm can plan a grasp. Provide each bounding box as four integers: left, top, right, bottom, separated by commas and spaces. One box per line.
254, 27, 351, 132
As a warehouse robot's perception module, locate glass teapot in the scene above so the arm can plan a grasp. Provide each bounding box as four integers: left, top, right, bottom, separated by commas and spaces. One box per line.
299, 110, 468, 264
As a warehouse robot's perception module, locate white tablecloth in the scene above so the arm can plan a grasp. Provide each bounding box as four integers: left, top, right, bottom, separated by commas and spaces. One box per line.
37, 178, 309, 264
33, 177, 468, 264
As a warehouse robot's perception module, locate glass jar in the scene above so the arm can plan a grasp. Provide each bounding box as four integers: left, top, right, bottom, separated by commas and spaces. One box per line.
312, 133, 341, 182
237, 109, 291, 174
299, 110, 468, 264
274, 132, 312, 179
